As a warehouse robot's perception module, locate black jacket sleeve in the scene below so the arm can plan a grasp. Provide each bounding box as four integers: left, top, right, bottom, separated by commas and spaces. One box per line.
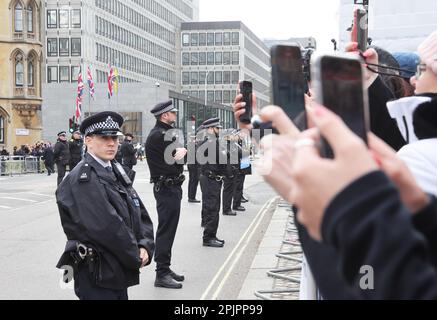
136, 199, 155, 267
322, 171, 437, 299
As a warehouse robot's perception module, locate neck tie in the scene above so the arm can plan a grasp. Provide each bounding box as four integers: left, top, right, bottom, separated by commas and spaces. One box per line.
105, 166, 113, 173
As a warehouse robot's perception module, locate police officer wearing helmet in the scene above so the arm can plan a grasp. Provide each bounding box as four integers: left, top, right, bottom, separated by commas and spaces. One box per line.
198, 117, 227, 248
56, 111, 155, 300
145, 100, 187, 289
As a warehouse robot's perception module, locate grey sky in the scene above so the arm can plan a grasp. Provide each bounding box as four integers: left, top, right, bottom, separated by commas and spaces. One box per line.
199, 0, 341, 52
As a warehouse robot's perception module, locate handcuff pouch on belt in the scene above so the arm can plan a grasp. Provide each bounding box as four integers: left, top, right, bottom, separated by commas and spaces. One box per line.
153, 174, 186, 192
205, 170, 224, 182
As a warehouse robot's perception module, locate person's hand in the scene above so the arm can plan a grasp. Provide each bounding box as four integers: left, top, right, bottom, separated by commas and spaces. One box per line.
174, 148, 187, 161
368, 133, 430, 214
139, 248, 149, 268
345, 42, 379, 88
290, 105, 378, 241
233, 83, 258, 130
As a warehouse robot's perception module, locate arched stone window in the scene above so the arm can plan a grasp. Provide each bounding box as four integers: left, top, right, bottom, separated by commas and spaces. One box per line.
27, 5, 33, 33
14, 2, 23, 32
0, 114, 5, 144
15, 54, 24, 87
28, 60, 34, 87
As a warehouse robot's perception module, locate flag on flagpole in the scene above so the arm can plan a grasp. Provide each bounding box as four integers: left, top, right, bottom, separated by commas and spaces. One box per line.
108, 65, 115, 99
87, 66, 95, 99
76, 69, 84, 119
113, 67, 119, 94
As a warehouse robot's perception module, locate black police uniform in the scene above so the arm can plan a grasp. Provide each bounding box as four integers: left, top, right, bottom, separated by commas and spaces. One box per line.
222, 132, 241, 215
69, 133, 83, 171
121, 135, 137, 170
55, 112, 155, 300
187, 135, 201, 202
145, 100, 186, 288
198, 118, 228, 248
53, 131, 71, 186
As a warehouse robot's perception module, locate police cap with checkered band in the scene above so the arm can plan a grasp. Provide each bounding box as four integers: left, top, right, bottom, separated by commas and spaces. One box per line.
80, 111, 124, 137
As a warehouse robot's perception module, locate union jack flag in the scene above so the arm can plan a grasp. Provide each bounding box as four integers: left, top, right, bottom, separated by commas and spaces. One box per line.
108, 65, 115, 99
87, 66, 95, 99
75, 69, 84, 119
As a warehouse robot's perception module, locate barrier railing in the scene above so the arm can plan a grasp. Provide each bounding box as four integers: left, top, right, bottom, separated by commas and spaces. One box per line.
0, 156, 46, 177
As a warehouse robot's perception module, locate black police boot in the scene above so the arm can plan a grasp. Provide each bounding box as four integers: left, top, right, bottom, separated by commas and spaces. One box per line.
214, 237, 225, 244
188, 198, 201, 203
241, 196, 249, 203
154, 274, 183, 289
233, 206, 246, 212
223, 210, 237, 216
169, 270, 185, 282
203, 239, 224, 248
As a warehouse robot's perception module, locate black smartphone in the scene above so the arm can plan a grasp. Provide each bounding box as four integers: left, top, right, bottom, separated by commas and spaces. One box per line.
271, 45, 307, 130
239, 81, 253, 124
352, 8, 368, 52
312, 54, 370, 158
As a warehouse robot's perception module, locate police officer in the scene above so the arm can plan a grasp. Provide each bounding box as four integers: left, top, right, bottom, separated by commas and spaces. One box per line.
55, 111, 155, 300
222, 130, 240, 216
69, 130, 83, 171
53, 131, 71, 186
198, 117, 228, 248
187, 134, 201, 203
145, 100, 187, 289
121, 133, 137, 170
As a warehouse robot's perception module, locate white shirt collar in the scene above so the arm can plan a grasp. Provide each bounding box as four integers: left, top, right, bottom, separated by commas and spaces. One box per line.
88, 152, 111, 168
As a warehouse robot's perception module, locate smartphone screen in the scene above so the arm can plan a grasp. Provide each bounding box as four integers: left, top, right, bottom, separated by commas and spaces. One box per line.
239, 81, 252, 124
271, 45, 307, 130
318, 55, 369, 157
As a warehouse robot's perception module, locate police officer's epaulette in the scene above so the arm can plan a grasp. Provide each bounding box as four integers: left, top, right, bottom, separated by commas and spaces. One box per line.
78, 163, 91, 182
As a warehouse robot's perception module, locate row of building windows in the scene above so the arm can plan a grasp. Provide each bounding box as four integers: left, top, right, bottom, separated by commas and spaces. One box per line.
162, 0, 193, 19
244, 55, 270, 81
244, 36, 270, 66
46, 9, 81, 29
96, 16, 175, 65
130, 0, 186, 29
13, 2, 36, 34
182, 32, 240, 47
96, 70, 139, 83
95, 0, 175, 45
47, 65, 80, 83
182, 71, 240, 85
47, 38, 81, 57
182, 51, 239, 66
96, 43, 175, 84
182, 90, 237, 104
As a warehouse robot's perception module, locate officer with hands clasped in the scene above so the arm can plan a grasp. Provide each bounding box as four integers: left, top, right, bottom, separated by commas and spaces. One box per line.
56, 111, 155, 300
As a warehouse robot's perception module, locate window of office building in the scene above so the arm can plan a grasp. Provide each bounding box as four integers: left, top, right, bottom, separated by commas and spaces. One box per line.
215, 90, 222, 103
207, 72, 214, 85
59, 38, 69, 56
47, 66, 58, 83
207, 90, 214, 102
182, 33, 189, 46
223, 32, 231, 46
207, 52, 214, 65
71, 38, 81, 56
215, 71, 222, 84
71, 66, 80, 82
182, 72, 189, 85
182, 52, 189, 65
47, 38, 58, 56
199, 90, 205, 102
71, 9, 81, 28
207, 33, 214, 46
215, 33, 223, 46
199, 52, 206, 65
232, 51, 239, 65
215, 52, 222, 65
231, 71, 239, 84
191, 72, 198, 85
223, 52, 230, 65
199, 71, 206, 84
223, 90, 231, 103
223, 71, 231, 84
232, 32, 240, 45
59, 10, 69, 28
190, 52, 198, 65
59, 66, 70, 82
47, 10, 57, 28
191, 33, 198, 46
199, 33, 206, 46
190, 91, 198, 98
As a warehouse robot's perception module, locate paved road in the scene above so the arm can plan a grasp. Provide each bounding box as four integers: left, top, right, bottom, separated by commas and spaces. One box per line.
0, 162, 275, 300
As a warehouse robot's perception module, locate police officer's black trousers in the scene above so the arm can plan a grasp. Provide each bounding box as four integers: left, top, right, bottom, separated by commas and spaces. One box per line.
233, 174, 245, 209
222, 176, 236, 213
56, 163, 67, 186
153, 185, 182, 277
188, 164, 200, 200
74, 265, 128, 300
200, 175, 222, 241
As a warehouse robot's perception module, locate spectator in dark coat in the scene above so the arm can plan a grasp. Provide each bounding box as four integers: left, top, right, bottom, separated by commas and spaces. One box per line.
120, 133, 137, 170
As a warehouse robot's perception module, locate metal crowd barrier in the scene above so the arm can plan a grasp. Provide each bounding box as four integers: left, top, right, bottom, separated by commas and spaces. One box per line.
0, 156, 46, 176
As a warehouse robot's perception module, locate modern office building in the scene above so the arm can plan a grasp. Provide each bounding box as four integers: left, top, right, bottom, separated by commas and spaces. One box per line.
0, 0, 43, 152
264, 37, 317, 50
179, 21, 271, 112
339, 0, 437, 52
41, 0, 203, 142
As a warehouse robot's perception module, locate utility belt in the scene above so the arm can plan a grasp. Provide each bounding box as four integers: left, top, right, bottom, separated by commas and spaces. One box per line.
203, 170, 225, 182
151, 174, 186, 192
